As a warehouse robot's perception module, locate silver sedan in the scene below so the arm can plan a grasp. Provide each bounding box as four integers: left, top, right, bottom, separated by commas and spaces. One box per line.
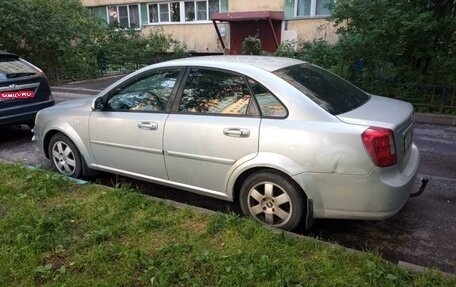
34, 56, 421, 231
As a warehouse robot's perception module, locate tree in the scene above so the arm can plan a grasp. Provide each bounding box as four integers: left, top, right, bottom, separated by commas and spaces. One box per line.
330, 0, 456, 84
0, 0, 105, 80
0, 0, 188, 83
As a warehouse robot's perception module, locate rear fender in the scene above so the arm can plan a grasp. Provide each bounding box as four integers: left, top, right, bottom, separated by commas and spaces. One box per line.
226, 152, 307, 198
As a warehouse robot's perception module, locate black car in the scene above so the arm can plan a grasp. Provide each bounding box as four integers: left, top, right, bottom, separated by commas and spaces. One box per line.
0, 51, 54, 127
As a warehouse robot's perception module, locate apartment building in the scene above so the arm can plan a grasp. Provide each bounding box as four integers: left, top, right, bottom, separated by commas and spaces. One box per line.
82, 0, 337, 54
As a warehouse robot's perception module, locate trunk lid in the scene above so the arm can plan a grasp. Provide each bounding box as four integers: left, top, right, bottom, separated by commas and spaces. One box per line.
337, 95, 415, 170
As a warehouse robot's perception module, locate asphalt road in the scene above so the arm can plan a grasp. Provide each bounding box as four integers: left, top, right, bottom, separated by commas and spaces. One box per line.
1, 89, 455, 274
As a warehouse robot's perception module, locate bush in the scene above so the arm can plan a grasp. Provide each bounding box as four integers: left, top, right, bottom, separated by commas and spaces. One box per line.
0, 0, 188, 84
242, 35, 262, 55
296, 39, 339, 70
274, 41, 297, 58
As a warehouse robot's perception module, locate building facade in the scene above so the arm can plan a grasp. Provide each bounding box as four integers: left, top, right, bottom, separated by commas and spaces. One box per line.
82, 0, 337, 54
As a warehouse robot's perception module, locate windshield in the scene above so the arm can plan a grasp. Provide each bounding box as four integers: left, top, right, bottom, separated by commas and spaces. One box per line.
0, 58, 37, 80
274, 63, 369, 115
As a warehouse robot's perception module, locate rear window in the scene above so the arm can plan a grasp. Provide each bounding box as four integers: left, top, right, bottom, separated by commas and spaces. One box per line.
0, 58, 37, 80
274, 63, 369, 115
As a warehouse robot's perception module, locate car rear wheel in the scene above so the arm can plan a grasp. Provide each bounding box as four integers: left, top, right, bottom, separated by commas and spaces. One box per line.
239, 171, 305, 231
49, 133, 82, 178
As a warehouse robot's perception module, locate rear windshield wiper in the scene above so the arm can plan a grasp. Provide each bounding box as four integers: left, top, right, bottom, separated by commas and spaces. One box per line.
6, 72, 36, 78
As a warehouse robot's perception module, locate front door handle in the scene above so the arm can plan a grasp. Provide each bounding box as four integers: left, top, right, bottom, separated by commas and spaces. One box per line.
223, 128, 250, 138
137, 121, 158, 130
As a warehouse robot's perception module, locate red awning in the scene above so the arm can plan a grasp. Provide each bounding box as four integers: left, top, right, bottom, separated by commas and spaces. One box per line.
211, 11, 284, 22
211, 11, 284, 52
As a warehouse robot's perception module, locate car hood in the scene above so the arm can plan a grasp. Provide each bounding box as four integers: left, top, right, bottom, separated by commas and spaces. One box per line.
52, 97, 95, 110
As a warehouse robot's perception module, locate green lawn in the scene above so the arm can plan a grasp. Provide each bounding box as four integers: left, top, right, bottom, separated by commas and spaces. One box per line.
0, 162, 453, 286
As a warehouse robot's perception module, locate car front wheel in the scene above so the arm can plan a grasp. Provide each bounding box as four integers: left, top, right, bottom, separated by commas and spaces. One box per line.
48, 133, 82, 178
239, 171, 305, 231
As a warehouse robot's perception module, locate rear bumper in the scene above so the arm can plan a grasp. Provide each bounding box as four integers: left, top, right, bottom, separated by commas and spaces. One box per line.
0, 98, 54, 126
294, 144, 420, 220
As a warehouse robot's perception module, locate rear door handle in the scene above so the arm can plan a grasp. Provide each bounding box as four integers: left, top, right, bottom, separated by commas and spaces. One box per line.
223, 128, 250, 138
137, 121, 158, 130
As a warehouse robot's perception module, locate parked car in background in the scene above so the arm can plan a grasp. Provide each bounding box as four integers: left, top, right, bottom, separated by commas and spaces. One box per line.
34, 56, 425, 231
0, 51, 54, 127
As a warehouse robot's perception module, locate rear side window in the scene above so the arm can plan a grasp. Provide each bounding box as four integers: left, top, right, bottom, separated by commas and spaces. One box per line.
0, 58, 36, 80
248, 79, 287, 118
274, 63, 369, 115
179, 68, 252, 115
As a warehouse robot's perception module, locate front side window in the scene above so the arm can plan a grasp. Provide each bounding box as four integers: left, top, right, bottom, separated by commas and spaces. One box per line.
148, 0, 219, 24
274, 64, 369, 115
107, 4, 140, 28
179, 68, 252, 115
106, 69, 181, 112
296, 0, 334, 17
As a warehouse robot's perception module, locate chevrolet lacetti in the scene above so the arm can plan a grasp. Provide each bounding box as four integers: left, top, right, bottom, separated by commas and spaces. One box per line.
34, 56, 426, 231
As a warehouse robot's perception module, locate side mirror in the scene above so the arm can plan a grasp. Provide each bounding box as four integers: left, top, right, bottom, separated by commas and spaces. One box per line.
91, 97, 104, 111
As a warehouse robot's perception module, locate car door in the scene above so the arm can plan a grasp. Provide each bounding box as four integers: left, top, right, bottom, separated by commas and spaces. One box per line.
89, 68, 182, 179
164, 67, 261, 194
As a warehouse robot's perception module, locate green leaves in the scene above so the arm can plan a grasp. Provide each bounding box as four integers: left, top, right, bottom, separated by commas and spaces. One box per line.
0, 0, 104, 76
241, 35, 262, 55
330, 0, 456, 84
0, 0, 188, 84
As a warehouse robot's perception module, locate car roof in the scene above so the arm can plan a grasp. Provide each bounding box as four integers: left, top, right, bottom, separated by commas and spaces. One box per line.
0, 50, 19, 59
164, 55, 303, 72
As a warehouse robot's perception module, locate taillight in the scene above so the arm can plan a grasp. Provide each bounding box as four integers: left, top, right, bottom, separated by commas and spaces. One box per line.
361, 127, 397, 167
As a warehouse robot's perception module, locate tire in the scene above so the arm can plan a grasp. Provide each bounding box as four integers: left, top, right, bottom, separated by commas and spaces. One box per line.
239, 171, 306, 231
48, 133, 82, 178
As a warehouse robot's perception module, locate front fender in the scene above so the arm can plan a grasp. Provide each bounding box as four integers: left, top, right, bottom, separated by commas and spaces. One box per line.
42, 120, 95, 166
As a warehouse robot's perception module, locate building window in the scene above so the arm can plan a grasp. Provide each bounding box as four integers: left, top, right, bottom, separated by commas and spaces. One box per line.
208, 0, 219, 18
296, 0, 334, 17
185, 1, 195, 21
148, 0, 219, 24
107, 4, 140, 28
159, 3, 169, 22
196, 1, 207, 21
149, 4, 159, 23
170, 2, 181, 22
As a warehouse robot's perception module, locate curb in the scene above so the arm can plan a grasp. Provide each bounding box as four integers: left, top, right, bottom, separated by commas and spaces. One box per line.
398, 261, 455, 278
415, 113, 456, 126
61, 74, 125, 86
51, 87, 101, 95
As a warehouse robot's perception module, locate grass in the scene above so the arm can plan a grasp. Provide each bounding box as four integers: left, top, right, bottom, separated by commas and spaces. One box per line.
0, 162, 454, 286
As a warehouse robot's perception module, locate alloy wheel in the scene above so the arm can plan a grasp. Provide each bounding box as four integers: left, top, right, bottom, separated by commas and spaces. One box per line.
51, 140, 77, 175
247, 181, 293, 227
